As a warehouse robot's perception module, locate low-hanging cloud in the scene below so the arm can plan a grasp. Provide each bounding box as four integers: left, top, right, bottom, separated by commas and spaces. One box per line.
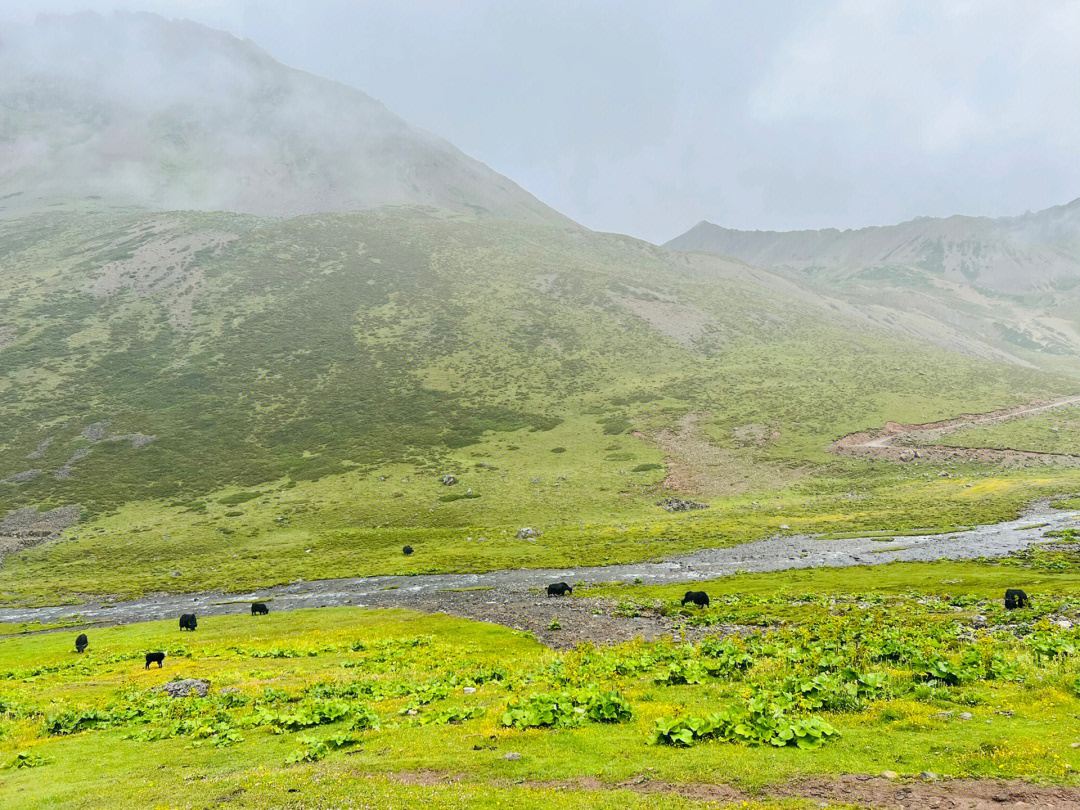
1, 0, 1077, 241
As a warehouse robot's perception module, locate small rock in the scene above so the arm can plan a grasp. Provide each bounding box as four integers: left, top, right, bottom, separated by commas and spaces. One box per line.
898, 448, 916, 462
501, 752, 521, 761
154, 679, 210, 698
656, 498, 708, 512
959, 712, 973, 721
881, 770, 899, 780
442, 475, 457, 486
779, 524, 790, 530
516, 527, 540, 540
938, 471, 950, 478
463, 686, 476, 694
920, 771, 938, 781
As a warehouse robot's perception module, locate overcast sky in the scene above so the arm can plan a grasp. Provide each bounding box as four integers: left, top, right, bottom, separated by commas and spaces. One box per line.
3, 0, 1079, 242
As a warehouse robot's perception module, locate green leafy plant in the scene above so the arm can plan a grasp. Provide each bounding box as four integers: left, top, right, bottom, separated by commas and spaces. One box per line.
654, 659, 707, 685
5, 751, 50, 769
500, 689, 632, 730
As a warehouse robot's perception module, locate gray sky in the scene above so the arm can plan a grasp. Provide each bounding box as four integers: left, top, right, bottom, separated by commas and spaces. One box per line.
3, 0, 1079, 242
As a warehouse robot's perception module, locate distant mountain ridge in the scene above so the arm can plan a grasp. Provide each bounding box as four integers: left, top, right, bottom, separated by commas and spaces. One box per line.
666, 199, 1080, 375
0, 11, 573, 224
667, 198, 1080, 296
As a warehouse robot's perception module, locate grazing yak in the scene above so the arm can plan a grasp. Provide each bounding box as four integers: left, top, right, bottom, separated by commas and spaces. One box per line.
75, 633, 88, 653
681, 591, 710, 608
546, 582, 572, 597
251, 602, 269, 616
179, 613, 198, 631
402, 545, 414, 556
145, 652, 165, 669
1005, 589, 1030, 610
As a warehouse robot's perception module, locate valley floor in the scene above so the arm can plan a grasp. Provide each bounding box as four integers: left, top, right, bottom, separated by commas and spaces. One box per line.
0, 503, 1076, 641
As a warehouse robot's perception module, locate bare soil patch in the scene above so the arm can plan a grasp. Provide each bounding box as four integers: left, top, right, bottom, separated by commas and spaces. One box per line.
776, 774, 1080, 809
647, 412, 803, 497
386, 770, 1080, 809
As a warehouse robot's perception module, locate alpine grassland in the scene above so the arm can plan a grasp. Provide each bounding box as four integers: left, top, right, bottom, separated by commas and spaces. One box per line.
4, 548, 1080, 807
2, 207, 1079, 603
935, 405, 1080, 455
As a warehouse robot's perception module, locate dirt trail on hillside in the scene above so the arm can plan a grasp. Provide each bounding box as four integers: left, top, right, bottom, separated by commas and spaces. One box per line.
833, 395, 1080, 464
1, 503, 1076, 646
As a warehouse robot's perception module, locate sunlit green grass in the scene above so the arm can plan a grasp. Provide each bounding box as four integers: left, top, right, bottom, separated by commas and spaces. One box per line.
3, 564, 1080, 809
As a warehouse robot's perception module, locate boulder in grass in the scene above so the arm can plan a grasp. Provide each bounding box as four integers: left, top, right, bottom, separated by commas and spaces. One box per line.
657, 498, 708, 512
154, 679, 210, 698
516, 527, 540, 539
442, 474, 457, 486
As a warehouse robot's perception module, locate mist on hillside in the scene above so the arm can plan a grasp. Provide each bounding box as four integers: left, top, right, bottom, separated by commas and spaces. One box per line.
0, 12, 568, 223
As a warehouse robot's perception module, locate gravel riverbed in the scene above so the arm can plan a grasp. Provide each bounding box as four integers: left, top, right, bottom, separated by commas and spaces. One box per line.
2, 504, 1076, 647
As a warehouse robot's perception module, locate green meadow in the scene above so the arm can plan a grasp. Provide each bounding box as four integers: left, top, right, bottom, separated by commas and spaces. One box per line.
4, 547, 1080, 808
2, 208, 1079, 604
937, 405, 1080, 455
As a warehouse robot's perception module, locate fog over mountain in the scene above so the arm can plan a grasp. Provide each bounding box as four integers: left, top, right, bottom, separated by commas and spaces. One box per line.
0, 11, 572, 224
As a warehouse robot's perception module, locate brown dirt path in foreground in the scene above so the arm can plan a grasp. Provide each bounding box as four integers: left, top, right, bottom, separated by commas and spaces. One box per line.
832, 395, 1080, 465
387, 770, 1080, 809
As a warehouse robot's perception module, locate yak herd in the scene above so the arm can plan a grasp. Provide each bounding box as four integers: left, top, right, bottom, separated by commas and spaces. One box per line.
68, 587, 1034, 668
67, 603, 271, 669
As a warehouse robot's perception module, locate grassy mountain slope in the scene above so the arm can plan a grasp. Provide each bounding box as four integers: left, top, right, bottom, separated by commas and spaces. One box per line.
2, 206, 1077, 602
0, 12, 570, 225
666, 200, 1080, 376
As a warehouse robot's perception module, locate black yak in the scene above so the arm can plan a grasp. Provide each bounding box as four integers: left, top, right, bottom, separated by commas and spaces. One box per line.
1004, 589, 1030, 610
681, 591, 710, 608
145, 652, 165, 669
